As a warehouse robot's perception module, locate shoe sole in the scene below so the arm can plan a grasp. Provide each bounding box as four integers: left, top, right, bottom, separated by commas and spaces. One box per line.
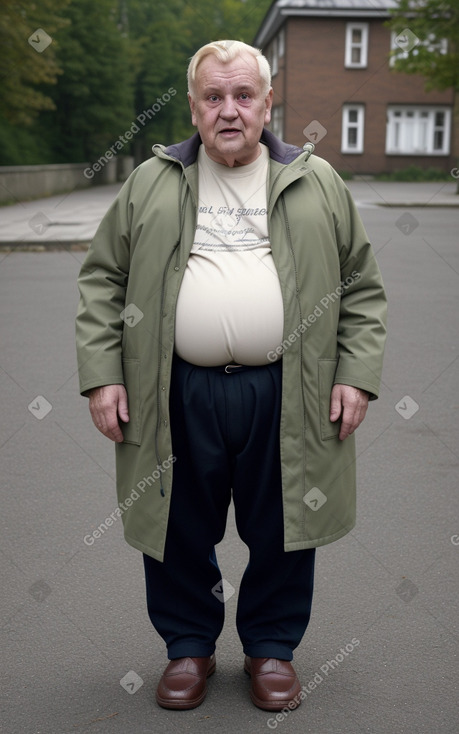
244, 661, 301, 712
156, 658, 216, 710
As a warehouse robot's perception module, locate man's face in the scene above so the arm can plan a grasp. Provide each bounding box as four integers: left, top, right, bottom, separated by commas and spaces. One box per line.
188, 53, 273, 167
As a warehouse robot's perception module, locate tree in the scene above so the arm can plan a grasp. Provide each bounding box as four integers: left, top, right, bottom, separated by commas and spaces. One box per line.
39, 0, 135, 162
126, 0, 273, 158
0, 0, 70, 125
0, 0, 273, 165
388, 0, 459, 187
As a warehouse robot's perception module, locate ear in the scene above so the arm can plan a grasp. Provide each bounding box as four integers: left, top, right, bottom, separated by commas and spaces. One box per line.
188, 93, 198, 127
264, 88, 273, 125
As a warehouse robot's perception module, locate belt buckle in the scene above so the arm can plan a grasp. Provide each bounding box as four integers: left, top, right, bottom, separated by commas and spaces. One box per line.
224, 363, 242, 374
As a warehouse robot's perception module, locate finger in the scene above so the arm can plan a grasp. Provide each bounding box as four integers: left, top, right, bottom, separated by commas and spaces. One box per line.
105, 412, 124, 442
117, 389, 129, 424
338, 403, 358, 440
90, 404, 123, 443
329, 388, 343, 422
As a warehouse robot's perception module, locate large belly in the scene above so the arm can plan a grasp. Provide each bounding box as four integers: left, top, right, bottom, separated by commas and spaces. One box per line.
174, 249, 284, 366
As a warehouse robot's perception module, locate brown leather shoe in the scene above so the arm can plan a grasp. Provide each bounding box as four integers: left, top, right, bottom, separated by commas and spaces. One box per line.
244, 656, 302, 711
156, 655, 216, 709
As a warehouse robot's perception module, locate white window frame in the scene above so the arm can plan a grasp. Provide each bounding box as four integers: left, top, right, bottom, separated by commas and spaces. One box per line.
390, 31, 448, 67
278, 28, 285, 58
386, 106, 451, 155
341, 104, 365, 154
271, 105, 284, 140
345, 23, 369, 68
269, 37, 279, 76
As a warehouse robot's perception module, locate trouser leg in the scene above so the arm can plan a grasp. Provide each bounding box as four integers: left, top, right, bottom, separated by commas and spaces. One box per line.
228, 361, 316, 661
143, 356, 232, 659
143, 356, 315, 661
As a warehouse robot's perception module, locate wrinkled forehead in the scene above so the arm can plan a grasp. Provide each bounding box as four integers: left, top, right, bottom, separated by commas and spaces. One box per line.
195, 53, 263, 95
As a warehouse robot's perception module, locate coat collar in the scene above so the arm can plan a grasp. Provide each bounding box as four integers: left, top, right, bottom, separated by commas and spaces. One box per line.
153, 129, 314, 168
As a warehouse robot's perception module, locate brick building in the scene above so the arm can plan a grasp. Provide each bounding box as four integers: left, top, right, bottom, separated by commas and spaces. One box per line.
254, 0, 455, 175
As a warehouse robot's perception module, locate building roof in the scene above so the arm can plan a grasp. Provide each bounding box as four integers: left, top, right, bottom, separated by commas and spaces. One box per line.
254, 0, 400, 46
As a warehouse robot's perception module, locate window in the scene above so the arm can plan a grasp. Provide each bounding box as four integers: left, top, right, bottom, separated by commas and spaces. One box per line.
266, 30, 285, 77
278, 28, 285, 58
341, 105, 365, 153
386, 106, 451, 155
345, 23, 369, 68
267, 37, 278, 76
271, 106, 284, 140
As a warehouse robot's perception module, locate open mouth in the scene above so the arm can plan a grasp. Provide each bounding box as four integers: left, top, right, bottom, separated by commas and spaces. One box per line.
219, 128, 241, 136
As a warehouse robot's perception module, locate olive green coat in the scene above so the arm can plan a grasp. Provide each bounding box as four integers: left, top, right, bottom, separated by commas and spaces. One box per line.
76, 129, 387, 561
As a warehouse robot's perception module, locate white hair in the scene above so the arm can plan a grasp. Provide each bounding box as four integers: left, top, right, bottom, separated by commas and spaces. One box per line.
187, 40, 272, 98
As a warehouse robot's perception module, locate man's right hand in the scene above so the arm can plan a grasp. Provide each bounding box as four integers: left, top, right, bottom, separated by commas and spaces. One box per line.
88, 384, 129, 443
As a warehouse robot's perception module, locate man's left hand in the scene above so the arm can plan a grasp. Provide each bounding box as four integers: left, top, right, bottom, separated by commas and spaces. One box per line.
330, 384, 369, 441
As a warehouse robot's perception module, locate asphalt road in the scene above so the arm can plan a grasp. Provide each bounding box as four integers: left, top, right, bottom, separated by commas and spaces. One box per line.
0, 194, 458, 734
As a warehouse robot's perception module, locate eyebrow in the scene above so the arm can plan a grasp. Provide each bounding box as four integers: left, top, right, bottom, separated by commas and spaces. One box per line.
202, 84, 256, 95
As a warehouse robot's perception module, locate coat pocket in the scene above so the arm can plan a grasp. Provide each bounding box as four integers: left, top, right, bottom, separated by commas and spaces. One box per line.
318, 358, 340, 440
122, 358, 141, 445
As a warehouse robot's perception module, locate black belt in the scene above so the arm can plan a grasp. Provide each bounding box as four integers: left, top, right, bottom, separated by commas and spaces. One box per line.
173, 354, 281, 373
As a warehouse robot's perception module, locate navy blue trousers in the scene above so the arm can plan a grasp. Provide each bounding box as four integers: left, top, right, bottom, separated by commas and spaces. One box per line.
143, 354, 315, 661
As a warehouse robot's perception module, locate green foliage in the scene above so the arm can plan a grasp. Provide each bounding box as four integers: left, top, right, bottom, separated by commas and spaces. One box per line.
38, 0, 136, 162
376, 165, 451, 181
0, 0, 71, 125
0, 116, 54, 164
388, 0, 459, 91
337, 170, 354, 180
0, 0, 273, 165
126, 0, 273, 157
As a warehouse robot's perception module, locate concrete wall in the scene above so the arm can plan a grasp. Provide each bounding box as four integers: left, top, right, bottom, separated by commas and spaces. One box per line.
0, 157, 135, 204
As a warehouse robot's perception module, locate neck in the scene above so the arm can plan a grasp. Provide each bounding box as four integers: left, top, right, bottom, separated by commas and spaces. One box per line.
206, 143, 262, 168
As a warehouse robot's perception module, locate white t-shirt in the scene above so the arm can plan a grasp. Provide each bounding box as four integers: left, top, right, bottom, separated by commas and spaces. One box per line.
174, 144, 284, 366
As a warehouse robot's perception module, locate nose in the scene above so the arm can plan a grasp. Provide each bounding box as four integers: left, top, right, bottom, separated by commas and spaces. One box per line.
220, 95, 238, 120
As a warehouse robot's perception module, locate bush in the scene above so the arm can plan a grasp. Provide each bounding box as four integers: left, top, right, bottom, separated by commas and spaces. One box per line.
376, 166, 450, 182
0, 117, 54, 165
338, 170, 354, 180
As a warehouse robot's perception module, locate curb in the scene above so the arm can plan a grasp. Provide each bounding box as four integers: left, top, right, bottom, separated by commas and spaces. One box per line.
0, 241, 90, 251
376, 202, 459, 208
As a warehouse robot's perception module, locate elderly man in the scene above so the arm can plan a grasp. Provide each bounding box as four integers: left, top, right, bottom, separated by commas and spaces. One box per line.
76, 40, 386, 711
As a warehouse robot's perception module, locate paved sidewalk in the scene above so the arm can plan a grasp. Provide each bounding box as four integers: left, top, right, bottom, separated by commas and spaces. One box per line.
1, 200, 458, 734
0, 184, 123, 248
0, 180, 457, 249
347, 179, 458, 208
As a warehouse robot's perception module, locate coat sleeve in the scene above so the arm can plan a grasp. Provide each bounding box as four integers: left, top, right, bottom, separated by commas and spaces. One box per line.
331, 171, 387, 399
75, 178, 134, 397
